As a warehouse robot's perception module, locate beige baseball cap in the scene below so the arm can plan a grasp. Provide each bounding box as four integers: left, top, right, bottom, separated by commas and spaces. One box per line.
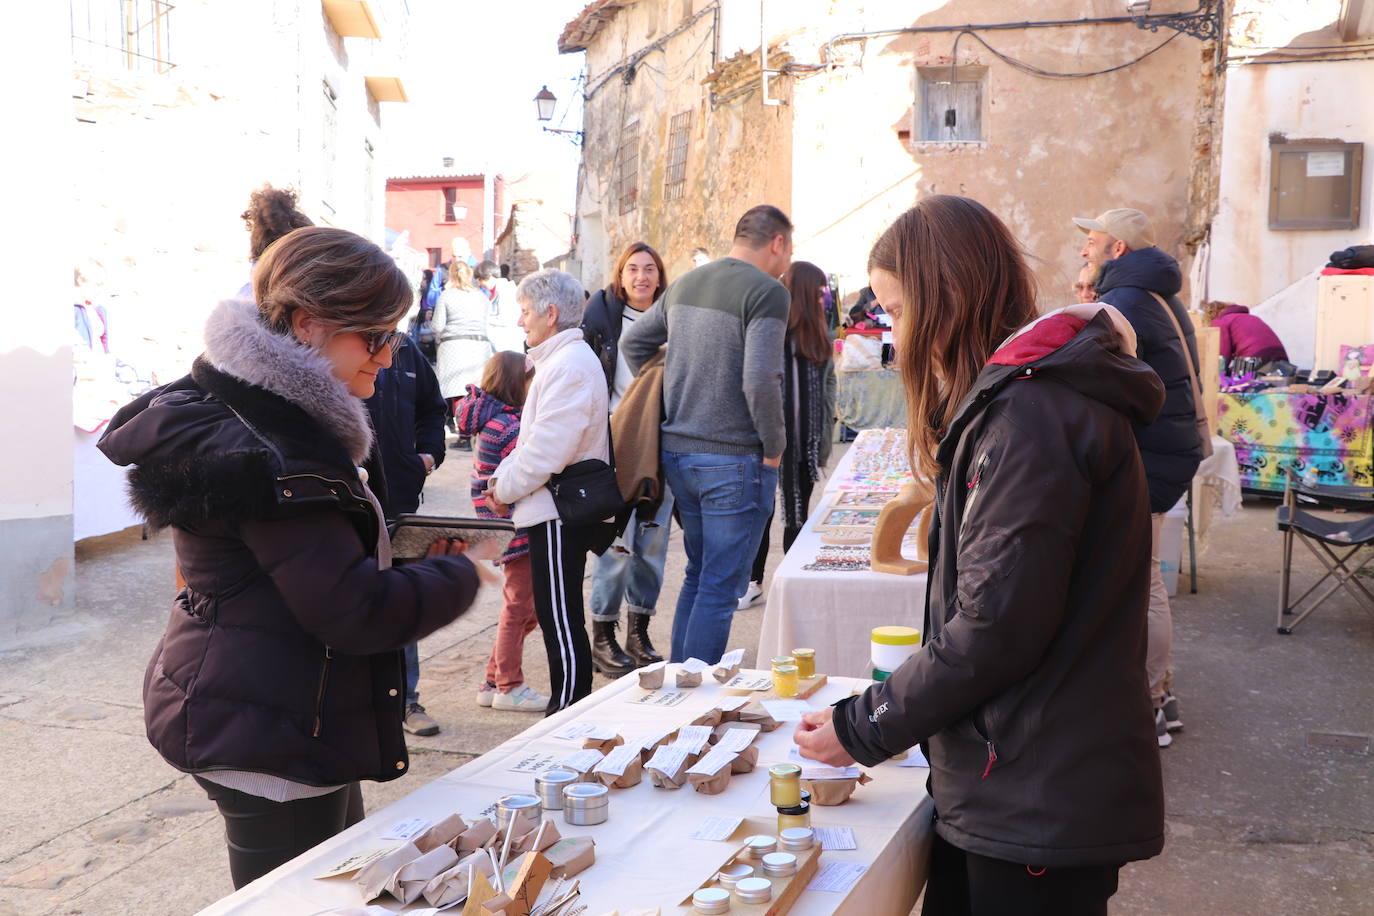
1072, 208, 1155, 251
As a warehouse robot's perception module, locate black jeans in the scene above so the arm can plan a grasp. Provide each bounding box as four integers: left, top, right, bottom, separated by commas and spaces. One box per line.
195, 776, 364, 889
529, 519, 595, 715
922, 832, 1121, 916
750, 467, 814, 584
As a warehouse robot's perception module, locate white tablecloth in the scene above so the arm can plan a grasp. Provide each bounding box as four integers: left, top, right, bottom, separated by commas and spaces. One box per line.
197, 671, 933, 916
1193, 435, 1242, 540
759, 445, 928, 679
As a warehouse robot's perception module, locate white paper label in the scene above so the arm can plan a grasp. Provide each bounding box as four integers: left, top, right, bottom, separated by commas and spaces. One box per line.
896, 747, 930, 767
689, 815, 744, 841
679, 657, 710, 674
713, 728, 759, 753
561, 748, 606, 773
721, 673, 774, 691
672, 724, 714, 755
551, 721, 619, 741
814, 826, 858, 850
638, 660, 668, 674
788, 747, 861, 779
637, 725, 677, 750
508, 750, 563, 773
686, 746, 738, 776
594, 743, 641, 777
645, 744, 688, 775
716, 648, 746, 669
627, 688, 691, 708
313, 845, 401, 879
714, 695, 750, 712
808, 861, 869, 893
762, 699, 816, 722
379, 816, 431, 841
1306, 151, 1345, 177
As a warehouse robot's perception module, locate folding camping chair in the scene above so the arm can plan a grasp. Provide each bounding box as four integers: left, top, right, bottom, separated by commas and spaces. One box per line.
1275, 469, 1374, 634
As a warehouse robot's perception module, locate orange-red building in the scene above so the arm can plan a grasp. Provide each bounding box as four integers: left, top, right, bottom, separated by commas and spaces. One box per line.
385, 169, 506, 266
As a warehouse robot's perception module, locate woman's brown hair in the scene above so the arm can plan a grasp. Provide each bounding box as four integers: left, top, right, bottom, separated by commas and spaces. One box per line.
611, 241, 667, 304
869, 196, 1038, 478
253, 226, 413, 336
449, 261, 475, 291
481, 350, 533, 409
783, 261, 831, 365
242, 185, 313, 261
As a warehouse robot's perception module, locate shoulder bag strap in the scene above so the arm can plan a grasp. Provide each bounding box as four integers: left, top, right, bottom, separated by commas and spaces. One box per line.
1148, 291, 1213, 455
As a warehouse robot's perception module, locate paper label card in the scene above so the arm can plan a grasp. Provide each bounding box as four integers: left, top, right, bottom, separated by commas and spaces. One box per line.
762, 699, 816, 722
561, 748, 605, 773
714, 695, 750, 712
1306, 150, 1345, 177
808, 861, 869, 893
787, 747, 861, 779
814, 826, 858, 851
897, 747, 930, 767
686, 746, 738, 776
636, 725, 677, 750
717, 648, 746, 668
380, 817, 432, 841
626, 689, 691, 708
688, 815, 744, 841
638, 661, 667, 674
508, 750, 563, 773
645, 744, 689, 775
679, 657, 710, 674
314, 845, 402, 879
594, 744, 641, 777
672, 725, 714, 755
721, 673, 774, 691
713, 728, 758, 754
551, 722, 619, 741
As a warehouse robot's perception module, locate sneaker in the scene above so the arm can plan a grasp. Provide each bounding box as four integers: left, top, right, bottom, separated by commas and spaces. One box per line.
737, 581, 764, 611
403, 702, 439, 736
1155, 707, 1172, 748
492, 684, 550, 714
476, 682, 496, 708
1161, 693, 1184, 732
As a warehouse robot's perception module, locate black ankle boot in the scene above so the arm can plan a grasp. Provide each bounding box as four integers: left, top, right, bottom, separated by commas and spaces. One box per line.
624, 612, 663, 666
591, 620, 635, 677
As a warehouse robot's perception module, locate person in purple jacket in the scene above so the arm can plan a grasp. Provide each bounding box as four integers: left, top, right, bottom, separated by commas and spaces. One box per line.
1206, 301, 1288, 367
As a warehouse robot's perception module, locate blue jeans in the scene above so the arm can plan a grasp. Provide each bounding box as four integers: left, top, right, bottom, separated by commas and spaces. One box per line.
404, 644, 420, 705
589, 486, 675, 622
662, 451, 777, 664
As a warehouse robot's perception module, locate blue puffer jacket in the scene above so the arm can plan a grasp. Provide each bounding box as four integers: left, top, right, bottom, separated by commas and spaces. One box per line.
1096, 247, 1203, 512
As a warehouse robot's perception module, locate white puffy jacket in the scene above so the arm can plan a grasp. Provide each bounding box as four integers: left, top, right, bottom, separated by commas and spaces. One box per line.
493, 328, 610, 528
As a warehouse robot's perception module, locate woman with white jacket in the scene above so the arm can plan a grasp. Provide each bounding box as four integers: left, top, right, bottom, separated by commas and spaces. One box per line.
431, 261, 494, 446
483, 269, 609, 715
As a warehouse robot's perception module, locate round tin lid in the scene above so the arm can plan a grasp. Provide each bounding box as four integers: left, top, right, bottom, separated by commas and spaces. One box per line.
779, 827, 814, 843
535, 768, 579, 785
694, 888, 730, 903
776, 799, 811, 815
735, 876, 773, 900
563, 782, 610, 807
761, 852, 797, 869
496, 793, 541, 810
718, 863, 754, 880
767, 763, 802, 778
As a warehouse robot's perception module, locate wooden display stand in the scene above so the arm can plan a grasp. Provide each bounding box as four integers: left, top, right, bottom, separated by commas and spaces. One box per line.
680, 828, 822, 915
765, 675, 829, 701
868, 481, 933, 575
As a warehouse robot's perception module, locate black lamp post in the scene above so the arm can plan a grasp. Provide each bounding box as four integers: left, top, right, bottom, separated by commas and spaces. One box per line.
533, 85, 583, 144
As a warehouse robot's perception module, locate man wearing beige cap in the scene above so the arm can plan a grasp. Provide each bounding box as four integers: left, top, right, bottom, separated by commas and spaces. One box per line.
1074, 207, 1202, 750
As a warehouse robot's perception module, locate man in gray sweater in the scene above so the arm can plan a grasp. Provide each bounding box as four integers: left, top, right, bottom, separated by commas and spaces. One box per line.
621, 205, 791, 664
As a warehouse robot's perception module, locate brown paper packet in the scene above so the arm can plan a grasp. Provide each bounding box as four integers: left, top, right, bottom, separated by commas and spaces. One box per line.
686, 767, 733, 795
736, 702, 780, 731
513, 819, 562, 854
354, 842, 422, 902
638, 731, 675, 764
595, 755, 644, 788
689, 709, 724, 729
422, 851, 496, 908
801, 772, 873, 805
729, 745, 759, 774
415, 813, 468, 854
646, 760, 689, 789
582, 734, 625, 754
544, 835, 596, 878
675, 668, 703, 688
638, 666, 666, 689
713, 662, 742, 683
386, 844, 459, 905
454, 817, 498, 854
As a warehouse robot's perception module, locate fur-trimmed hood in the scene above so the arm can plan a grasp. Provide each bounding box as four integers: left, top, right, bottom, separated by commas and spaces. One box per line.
204, 298, 373, 463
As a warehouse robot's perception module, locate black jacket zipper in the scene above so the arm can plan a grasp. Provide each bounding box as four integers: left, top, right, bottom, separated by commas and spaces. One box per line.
312, 646, 333, 738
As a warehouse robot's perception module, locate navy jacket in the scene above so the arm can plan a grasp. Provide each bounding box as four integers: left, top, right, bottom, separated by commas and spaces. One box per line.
364, 339, 448, 519
1096, 247, 1203, 512
582, 286, 629, 394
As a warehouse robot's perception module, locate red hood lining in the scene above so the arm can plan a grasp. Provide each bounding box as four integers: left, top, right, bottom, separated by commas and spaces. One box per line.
988, 314, 1089, 367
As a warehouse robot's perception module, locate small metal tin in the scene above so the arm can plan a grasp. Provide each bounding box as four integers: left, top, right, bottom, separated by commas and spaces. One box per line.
534, 768, 580, 810
717, 863, 754, 888
742, 835, 777, 859
779, 826, 815, 850
761, 851, 798, 877
494, 793, 542, 831
693, 887, 732, 914
734, 876, 773, 904
562, 782, 610, 826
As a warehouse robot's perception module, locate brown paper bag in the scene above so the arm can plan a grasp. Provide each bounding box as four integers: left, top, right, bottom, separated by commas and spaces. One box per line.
638, 665, 666, 689
675, 668, 703, 688
647, 760, 689, 789
422, 851, 496, 908
513, 820, 561, 854
415, 813, 468, 854
455, 817, 498, 854
386, 844, 459, 904
713, 662, 742, 683
686, 766, 733, 795
729, 745, 759, 774
801, 772, 872, 805
543, 835, 596, 878
736, 702, 780, 731
688, 708, 724, 729
582, 734, 625, 754
595, 755, 644, 789
354, 842, 421, 902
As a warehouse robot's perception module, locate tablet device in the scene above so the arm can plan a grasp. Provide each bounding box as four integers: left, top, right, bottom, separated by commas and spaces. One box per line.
387, 514, 516, 561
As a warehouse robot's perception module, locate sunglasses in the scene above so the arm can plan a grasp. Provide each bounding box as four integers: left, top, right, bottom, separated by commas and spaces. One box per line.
357, 328, 407, 356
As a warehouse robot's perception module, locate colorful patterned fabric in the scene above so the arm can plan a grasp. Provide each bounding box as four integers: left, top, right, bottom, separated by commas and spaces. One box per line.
455, 385, 528, 561
1218, 390, 1374, 492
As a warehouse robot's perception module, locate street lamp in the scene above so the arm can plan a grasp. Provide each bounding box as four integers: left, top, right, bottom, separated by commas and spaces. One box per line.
533, 85, 583, 144
1125, 0, 1222, 42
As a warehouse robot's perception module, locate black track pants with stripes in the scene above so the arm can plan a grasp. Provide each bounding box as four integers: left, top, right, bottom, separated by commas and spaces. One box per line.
528, 519, 594, 715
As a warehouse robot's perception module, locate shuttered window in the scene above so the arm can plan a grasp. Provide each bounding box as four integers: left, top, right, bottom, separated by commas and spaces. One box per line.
918, 68, 985, 142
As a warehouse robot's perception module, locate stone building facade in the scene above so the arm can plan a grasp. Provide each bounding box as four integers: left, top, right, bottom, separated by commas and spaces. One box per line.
561, 0, 1211, 304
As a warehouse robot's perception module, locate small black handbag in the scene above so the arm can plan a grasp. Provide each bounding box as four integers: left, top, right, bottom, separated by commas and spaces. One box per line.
546, 423, 625, 527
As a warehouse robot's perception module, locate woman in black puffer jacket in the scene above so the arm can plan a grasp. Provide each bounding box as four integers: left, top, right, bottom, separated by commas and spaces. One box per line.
100, 227, 496, 889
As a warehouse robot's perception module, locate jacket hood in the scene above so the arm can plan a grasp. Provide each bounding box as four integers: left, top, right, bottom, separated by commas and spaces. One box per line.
1096, 246, 1182, 299
1217, 304, 1248, 318
455, 384, 516, 436
528, 327, 587, 364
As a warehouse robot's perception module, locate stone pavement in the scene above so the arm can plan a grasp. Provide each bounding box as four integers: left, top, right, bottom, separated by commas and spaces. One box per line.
1, 445, 1371, 914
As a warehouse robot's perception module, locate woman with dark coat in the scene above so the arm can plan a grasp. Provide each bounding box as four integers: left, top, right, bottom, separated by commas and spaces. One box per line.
99, 227, 497, 889
795, 197, 1166, 915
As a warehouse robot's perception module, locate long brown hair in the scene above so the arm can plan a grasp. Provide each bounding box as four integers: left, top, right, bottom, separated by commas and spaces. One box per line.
254, 226, 412, 336
242, 185, 313, 261
481, 350, 533, 409
611, 241, 667, 304
869, 196, 1038, 478
783, 261, 831, 365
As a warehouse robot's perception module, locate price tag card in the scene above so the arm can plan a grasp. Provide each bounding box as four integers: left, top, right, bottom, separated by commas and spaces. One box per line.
896, 746, 930, 767
672, 724, 714, 756
679, 657, 710, 674
808, 861, 869, 893
716, 648, 746, 668
626, 688, 691, 708
561, 748, 606, 774
713, 728, 759, 754
762, 699, 816, 722
686, 746, 738, 776
689, 815, 743, 842
714, 695, 750, 713
508, 750, 563, 773
378, 816, 430, 841
638, 661, 668, 674
813, 826, 858, 850
314, 845, 402, 879
721, 673, 774, 691
787, 747, 861, 779
636, 724, 677, 750
645, 744, 689, 775
551, 722, 619, 741
594, 743, 641, 777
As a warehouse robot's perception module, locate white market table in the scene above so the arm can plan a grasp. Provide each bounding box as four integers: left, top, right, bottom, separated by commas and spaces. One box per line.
758, 442, 928, 679
196, 671, 933, 916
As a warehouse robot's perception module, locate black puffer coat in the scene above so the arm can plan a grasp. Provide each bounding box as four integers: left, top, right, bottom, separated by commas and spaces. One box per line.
98, 300, 479, 787
833, 310, 1166, 868
1096, 247, 1203, 512
582, 285, 629, 393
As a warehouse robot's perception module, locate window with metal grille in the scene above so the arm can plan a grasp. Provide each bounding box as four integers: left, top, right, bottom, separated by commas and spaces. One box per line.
617, 122, 640, 215
917, 67, 985, 142
70, 0, 175, 73
442, 187, 459, 223
664, 110, 692, 202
